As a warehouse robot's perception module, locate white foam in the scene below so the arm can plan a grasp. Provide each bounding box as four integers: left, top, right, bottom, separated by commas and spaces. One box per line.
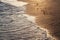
1, 0, 28, 7
23, 14, 36, 23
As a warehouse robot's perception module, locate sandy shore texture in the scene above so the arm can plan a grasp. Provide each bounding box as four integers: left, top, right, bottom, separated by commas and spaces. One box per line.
18, 0, 60, 40
0, 0, 55, 40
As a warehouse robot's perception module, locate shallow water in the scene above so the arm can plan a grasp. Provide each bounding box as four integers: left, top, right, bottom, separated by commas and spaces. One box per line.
0, 1, 53, 40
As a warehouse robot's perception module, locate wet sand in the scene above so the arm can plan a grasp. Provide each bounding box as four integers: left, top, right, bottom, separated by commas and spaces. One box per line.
18, 0, 60, 40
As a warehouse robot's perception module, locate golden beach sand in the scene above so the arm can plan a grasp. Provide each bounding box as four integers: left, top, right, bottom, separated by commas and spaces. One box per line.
18, 0, 60, 40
